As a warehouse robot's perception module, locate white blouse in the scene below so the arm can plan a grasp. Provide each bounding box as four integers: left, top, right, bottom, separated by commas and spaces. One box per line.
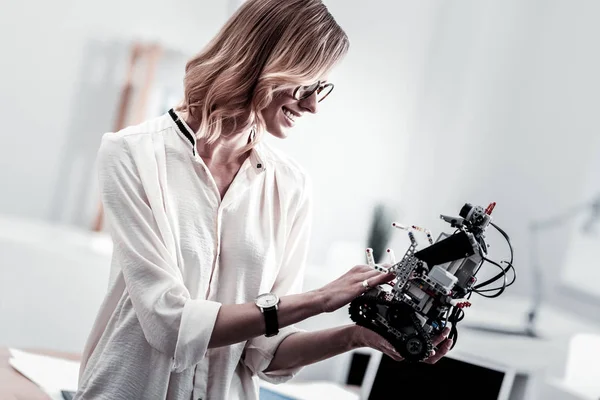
74, 110, 313, 400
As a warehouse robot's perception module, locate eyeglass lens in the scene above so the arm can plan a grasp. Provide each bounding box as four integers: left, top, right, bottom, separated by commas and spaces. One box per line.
296, 82, 333, 102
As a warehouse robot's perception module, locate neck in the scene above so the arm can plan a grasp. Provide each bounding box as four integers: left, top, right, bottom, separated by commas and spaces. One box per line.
182, 111, 254, 165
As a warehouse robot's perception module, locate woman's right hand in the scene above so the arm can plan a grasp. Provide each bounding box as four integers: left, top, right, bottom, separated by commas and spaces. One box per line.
316, 265, 396, 313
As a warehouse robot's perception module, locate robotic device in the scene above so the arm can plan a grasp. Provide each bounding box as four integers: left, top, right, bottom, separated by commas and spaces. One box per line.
349, 202, 516, 362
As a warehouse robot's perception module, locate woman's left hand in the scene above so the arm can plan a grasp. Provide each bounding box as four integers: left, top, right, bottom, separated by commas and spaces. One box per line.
422, 327, 453, 364
351, 326, 453, 364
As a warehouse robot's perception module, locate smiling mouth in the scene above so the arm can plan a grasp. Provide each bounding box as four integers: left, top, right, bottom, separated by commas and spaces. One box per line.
282, 106, 299, 123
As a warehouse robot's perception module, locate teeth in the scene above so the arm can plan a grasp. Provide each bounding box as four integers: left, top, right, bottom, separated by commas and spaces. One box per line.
283, 108, 296, 122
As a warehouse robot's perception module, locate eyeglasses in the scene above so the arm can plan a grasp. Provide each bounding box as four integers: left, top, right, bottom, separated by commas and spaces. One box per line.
292, 81, 334, 103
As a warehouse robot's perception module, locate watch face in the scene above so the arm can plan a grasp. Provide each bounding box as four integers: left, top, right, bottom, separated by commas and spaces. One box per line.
256, 293, 279, 308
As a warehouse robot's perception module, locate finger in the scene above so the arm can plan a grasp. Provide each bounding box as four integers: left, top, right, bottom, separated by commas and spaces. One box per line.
440, 338, 453, 353
382, 346, 403, 362
359, 261, 393, 274
361, 271, 396, 287
425, 344, 446, 364
424, 351, 444, 364
426, 339, 453, 364
373, 336, 404, 362
354, 264, 374, 273
356, 270, 388, 288
372, 262, 392, 273
431, 327, 451, 347
434, 338, 452, 355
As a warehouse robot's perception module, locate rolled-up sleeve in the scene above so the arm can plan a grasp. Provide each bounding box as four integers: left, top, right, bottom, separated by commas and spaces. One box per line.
242, 175, 313, 383
98, 132, 221, 373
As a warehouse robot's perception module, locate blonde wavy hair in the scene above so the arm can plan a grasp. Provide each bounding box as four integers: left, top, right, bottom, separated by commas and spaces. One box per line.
176, 0, 349, 153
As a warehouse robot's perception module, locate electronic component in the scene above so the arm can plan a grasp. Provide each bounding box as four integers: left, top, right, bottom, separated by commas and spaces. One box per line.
349, 202, 516, 362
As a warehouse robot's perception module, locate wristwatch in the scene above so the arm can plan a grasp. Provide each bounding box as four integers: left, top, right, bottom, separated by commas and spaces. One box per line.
255, 292, 280, 337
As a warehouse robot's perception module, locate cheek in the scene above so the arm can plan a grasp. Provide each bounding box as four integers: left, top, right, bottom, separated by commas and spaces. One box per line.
262, 91, 296, 121
270, 91, 295, 109
265, 101, 283, 120
262, 106, 277, 124
269, 101, 283, 115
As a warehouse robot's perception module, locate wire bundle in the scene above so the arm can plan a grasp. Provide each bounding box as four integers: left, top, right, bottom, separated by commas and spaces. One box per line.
444, 222, 515, 348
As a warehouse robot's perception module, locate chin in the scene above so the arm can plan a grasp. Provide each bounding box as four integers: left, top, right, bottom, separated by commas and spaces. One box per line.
265, 124, 289, 139
267, 131, 288, 139
262, 108, 294, 139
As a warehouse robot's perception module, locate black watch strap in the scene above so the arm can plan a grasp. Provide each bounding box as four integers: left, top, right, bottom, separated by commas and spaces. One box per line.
263, 306, 279, 337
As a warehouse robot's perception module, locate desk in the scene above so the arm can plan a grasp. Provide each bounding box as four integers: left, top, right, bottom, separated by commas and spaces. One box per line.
452, 295, 600, 400
260, 380, 360, 400
0, 347, 80, 400
0, 346, 357, 400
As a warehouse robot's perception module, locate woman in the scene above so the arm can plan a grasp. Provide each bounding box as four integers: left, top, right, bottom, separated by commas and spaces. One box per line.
75, 0, 453, 399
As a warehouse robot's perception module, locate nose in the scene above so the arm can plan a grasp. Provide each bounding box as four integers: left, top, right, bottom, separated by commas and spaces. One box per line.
298, 91, 318, 114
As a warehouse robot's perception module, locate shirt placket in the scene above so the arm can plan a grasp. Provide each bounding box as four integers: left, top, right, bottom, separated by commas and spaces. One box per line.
187, 154, 220, 399
206, 206, 223, 299
192, 151, 264, 400
192, 202, 224, 398
192, 210, 221, 400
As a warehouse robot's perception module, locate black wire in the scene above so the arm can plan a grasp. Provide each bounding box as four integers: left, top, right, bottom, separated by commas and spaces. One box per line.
474, 259, 516, 290
504, 261, 517, 286
473, 248, 504, 288
474, 256, 507, 297
491, 222, 514, 265
447, 306, 458, 347
478, 236, 488, 255
475, 287, 506, 298
444, 307, 451, 328
443, 289, 474, 349
438, 222, 516, 350
476, 262, 516, 292
472, 226, 517, 296
447, 306, 464, 349
472, 222, 515, 289
473, 256, 486, 276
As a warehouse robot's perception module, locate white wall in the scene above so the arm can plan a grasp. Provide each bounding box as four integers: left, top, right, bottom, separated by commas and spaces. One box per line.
0, 0, 227, 222
388, 0, 600, 311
